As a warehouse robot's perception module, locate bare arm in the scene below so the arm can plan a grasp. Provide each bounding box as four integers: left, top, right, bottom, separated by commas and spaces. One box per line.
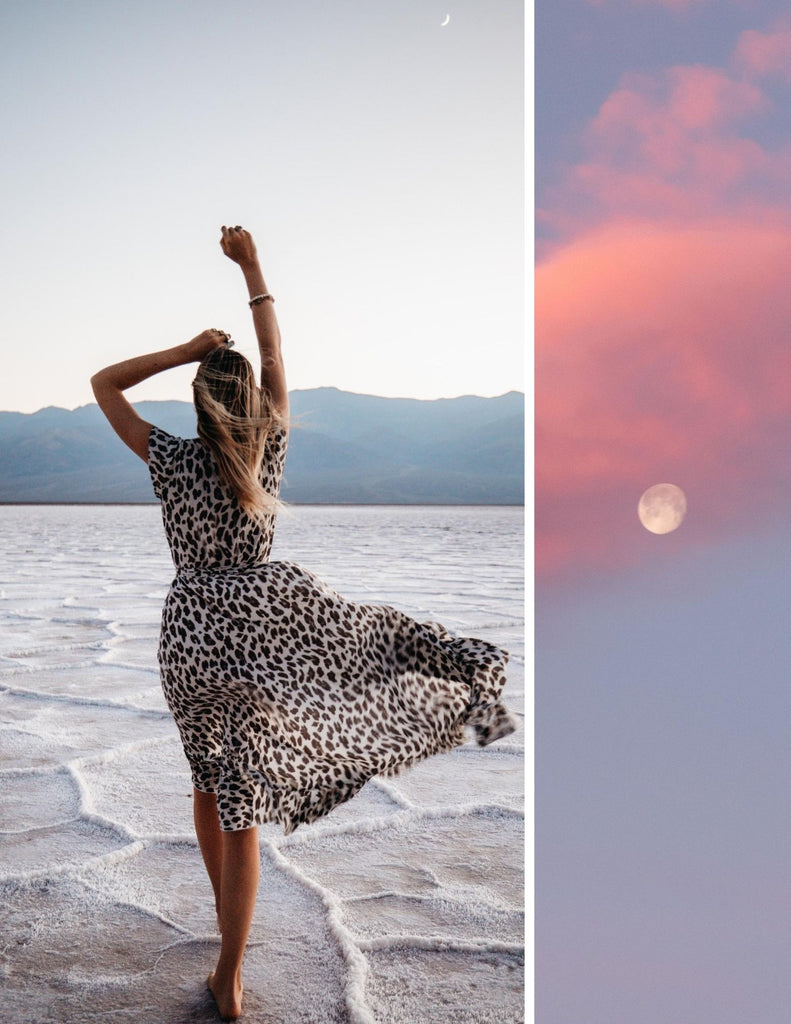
220, 226, 288, 418
90, 330, 230, 462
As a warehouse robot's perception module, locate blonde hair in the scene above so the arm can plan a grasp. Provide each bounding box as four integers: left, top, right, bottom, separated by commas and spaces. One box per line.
192, 347, 285, 518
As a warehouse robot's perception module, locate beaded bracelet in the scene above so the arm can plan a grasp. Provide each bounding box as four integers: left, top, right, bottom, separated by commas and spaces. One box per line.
249, 293, 275, 307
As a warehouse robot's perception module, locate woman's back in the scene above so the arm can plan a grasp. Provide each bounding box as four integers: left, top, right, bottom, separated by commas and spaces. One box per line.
149, 424, 288, 573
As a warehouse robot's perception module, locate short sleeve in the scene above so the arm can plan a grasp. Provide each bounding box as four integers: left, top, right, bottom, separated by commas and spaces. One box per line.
148, 426, 183, 500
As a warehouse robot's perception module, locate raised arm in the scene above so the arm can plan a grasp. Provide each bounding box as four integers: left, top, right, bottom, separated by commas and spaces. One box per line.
90, 330, 231, 462
220, 226, 288, 418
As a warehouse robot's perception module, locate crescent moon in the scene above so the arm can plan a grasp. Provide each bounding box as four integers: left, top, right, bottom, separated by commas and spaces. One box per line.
637, 483, 687, 535
441, 13, 450, 26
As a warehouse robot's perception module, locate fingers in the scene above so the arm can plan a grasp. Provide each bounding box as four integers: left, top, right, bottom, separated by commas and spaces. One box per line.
219, 224, 254, 264
191, 329, 234, 359
220, 224, 242, 255
209, 328, 234, 348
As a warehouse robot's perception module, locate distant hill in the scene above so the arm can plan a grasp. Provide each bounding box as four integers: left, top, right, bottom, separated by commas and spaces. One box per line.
0, 388, 525, 505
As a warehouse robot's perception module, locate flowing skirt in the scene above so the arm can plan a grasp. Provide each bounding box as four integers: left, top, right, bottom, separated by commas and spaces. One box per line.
158, 560, 516, 833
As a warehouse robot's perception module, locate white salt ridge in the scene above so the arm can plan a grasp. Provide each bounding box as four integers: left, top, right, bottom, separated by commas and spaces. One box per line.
0, 505, 524, 1023
0, 663, 167, 712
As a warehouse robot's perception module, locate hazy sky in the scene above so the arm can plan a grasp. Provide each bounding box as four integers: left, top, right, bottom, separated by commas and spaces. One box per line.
0, 0, 523, 413
537, 2, 791, 1021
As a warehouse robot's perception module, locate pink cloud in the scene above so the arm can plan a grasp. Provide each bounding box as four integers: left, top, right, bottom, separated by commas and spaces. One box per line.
536, 219, 791, 579
540, 66, 780, 238
735, 19, 791, 82
537, 27, 791, 580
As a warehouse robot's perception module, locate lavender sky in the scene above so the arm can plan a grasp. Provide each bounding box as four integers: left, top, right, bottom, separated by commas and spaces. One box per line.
537, 3, 791, 1022
0, 0, 523, 413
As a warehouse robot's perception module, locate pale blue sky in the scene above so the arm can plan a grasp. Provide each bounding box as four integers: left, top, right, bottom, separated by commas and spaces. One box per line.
0, 0, 524, 412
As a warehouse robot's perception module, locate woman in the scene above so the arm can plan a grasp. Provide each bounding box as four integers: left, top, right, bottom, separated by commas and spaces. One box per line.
91, 225, 516, 1021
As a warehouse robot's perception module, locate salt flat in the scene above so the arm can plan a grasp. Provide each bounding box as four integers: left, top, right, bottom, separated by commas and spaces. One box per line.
0, 505, 524, 1023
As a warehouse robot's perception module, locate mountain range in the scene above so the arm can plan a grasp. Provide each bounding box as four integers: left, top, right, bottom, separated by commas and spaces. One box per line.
0, 388, 524, 505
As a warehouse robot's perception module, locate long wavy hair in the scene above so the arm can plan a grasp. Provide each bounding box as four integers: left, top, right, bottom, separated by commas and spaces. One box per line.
192, 347, 284, 518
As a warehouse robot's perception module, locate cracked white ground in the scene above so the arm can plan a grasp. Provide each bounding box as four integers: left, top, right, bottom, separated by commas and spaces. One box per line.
0, 505, 524, 1024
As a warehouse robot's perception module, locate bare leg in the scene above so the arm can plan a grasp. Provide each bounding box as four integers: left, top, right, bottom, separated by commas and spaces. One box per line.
193, 788, 224, 928
208, 825, 260, 1021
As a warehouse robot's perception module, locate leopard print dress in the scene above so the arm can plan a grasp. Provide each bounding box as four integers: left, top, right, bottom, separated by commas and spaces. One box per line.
148, 423, 516, 834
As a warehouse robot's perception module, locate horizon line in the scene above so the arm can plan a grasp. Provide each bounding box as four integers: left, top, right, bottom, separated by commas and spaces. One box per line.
0, 385, 526, 416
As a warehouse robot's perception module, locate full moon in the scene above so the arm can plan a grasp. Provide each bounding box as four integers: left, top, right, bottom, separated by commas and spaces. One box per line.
638, 483, 687, 535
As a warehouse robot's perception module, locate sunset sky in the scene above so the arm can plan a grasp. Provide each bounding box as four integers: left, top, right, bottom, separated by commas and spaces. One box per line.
537, 2, 791, 1021
538, 0, 791, 580
0, 0, 523, 413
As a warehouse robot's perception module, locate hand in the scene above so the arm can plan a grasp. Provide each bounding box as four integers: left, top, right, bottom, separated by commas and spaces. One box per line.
184, 328, 232, 362
220, 225, 258, 268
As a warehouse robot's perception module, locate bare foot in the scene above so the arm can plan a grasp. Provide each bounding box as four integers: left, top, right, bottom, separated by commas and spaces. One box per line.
207, 971, 243, 1021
